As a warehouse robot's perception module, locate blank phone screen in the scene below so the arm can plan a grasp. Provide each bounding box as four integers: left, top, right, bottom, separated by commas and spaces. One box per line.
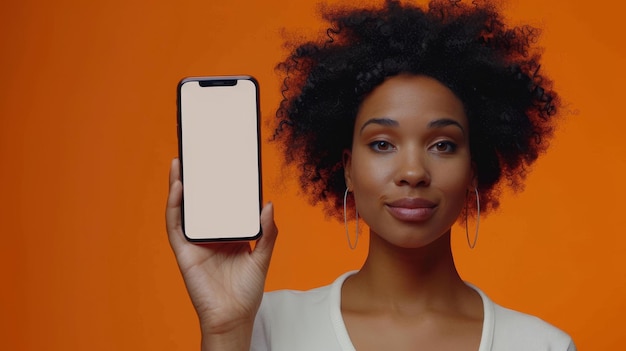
178, 77, 261, 241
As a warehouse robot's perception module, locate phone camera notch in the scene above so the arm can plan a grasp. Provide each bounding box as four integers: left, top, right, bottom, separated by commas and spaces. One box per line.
199, 79, 237, 87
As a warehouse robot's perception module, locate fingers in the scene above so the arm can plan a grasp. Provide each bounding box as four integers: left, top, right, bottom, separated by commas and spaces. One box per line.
169, 157, 181, 186
166, 156, 277, 263
166, 158, 185, 248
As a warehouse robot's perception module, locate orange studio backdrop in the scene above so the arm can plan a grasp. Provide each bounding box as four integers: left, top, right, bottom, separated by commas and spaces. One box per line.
1, 0, 625, 350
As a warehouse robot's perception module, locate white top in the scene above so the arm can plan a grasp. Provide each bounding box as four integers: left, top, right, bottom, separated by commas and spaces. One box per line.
251, 272, 576, 351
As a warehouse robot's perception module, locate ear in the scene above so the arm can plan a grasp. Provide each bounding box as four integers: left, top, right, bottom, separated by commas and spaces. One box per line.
343, 149, 353, 190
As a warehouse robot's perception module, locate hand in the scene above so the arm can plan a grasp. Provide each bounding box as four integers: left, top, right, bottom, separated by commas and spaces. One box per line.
165, 158, 278, 347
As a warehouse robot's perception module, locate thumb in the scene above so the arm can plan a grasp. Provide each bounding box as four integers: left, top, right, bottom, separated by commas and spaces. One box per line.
253, 202, 278, 265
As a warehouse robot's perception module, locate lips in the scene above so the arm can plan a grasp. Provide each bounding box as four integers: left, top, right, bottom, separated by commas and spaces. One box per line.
385, 198, 437, 222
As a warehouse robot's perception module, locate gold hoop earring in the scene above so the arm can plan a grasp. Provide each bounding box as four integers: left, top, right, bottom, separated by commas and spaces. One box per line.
343, 188, 358, 250
465, 187, 480, 249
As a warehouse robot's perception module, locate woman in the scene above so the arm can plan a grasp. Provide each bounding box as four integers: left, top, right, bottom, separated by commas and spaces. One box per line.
166, 0, 575, 350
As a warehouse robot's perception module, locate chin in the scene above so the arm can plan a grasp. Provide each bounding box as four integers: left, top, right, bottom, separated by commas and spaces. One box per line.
373, 228, 451, 250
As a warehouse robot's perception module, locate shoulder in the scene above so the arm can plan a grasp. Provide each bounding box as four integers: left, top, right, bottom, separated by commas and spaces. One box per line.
473, 285, 576, 351
259, 271, 354, 317
492, 304, 575, 349
259, 282, 334, 322
251, 272, 355, 351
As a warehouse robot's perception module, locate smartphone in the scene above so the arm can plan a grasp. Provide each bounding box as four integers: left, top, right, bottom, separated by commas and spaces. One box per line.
177, 76, 262, 242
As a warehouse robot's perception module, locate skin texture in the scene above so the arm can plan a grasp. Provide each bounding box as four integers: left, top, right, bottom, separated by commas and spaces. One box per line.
344, 74, 475, 249
341, 75, 483, 351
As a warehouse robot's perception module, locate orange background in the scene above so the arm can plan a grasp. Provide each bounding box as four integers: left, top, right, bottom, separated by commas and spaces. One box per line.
1, 0, 624, 349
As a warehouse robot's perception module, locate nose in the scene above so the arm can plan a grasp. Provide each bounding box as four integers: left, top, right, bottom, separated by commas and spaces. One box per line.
394, 147, 431, 187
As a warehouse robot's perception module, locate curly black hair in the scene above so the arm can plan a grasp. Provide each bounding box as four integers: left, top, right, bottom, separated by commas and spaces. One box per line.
273, 0, 560, 221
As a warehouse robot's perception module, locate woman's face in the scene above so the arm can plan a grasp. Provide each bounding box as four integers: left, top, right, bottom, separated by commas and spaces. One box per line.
344, 75, 474, 249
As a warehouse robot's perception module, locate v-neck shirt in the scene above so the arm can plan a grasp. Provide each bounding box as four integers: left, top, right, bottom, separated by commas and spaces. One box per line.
251, 271, 575, 351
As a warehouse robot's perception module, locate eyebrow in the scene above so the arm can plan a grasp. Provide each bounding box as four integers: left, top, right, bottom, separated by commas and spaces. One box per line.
427, 118, 465, 135
359, 117, 465, 135
359, 118, 399, 135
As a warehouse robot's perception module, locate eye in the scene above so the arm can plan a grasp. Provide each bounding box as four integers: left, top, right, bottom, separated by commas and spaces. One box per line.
431, 141, 457, 153
368, 140, 395, 152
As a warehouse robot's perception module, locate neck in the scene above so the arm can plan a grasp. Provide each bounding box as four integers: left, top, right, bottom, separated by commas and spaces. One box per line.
346, 229, 467, 310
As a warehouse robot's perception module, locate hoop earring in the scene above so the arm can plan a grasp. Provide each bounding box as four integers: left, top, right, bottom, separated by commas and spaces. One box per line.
344, 188, 359, 250
465, 187, 480, 249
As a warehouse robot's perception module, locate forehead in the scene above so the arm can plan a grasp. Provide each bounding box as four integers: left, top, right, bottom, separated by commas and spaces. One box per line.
356, 75, 467, 128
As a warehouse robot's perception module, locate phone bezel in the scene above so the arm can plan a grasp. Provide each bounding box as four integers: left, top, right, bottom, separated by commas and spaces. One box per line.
176, 75, 263, 242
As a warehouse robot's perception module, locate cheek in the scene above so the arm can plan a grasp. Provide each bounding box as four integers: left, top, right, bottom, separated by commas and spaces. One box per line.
438, 156, 472, 183
431, 155, 470, 181
435, 162, 472, 208
350, 152, 394, 191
